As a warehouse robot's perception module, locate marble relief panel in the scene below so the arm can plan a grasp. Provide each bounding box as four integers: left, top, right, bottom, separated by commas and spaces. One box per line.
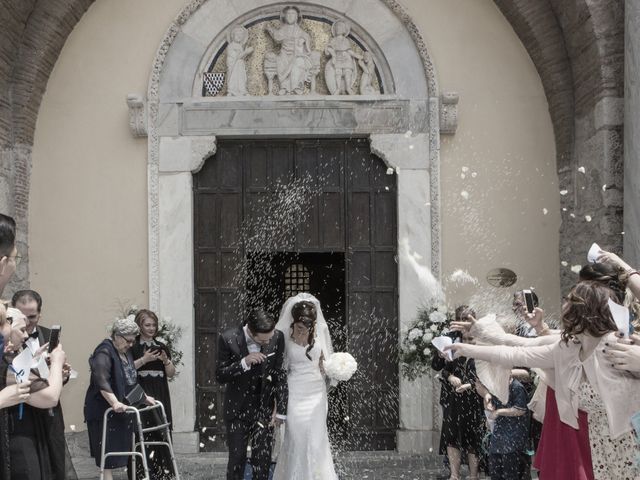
202, 9, 383, 97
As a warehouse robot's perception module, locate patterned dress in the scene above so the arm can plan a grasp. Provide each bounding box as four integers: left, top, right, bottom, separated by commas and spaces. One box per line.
578, 382, 638, 480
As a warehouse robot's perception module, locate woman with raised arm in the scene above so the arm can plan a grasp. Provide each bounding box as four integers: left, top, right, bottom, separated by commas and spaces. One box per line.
448, 281, 640, 480
0, 307, 66, 480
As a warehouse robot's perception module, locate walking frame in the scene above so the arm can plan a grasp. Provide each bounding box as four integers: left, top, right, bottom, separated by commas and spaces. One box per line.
99, 401, 180, 480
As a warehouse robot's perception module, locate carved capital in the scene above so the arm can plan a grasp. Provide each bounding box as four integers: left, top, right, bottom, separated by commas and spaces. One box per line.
127, 93, 147, 138
439, 92, 459, 135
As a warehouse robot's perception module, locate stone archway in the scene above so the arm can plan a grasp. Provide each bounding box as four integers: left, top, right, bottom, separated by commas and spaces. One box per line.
147, 0, 442, 453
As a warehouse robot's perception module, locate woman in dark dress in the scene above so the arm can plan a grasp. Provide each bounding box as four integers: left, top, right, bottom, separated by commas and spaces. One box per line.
437, 307, 485, 480
131, 309, 175, 479
0, 307, 67, 480
84, 318, 155, 480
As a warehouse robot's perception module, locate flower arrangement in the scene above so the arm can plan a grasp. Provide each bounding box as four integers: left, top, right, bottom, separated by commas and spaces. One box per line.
116, 303, 184, 377
324, 352, 358, 382
399, 303, 454, 381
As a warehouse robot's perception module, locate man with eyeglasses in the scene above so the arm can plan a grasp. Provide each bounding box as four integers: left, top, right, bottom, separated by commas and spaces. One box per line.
11, 289, 77, 479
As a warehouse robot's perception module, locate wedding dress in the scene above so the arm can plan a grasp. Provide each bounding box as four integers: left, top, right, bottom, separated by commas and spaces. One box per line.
273, 293, 338, 480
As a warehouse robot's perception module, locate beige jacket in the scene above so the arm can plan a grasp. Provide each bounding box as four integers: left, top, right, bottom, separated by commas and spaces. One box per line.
463, 316, 640, 439
470, 315, 558, 422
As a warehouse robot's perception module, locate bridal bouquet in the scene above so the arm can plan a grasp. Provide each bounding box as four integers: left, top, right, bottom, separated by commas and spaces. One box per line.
324, 352, 358, 382
400, 303, 453, 381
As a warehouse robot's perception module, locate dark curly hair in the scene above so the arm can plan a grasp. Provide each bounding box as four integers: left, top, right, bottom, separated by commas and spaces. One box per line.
579, 262, 627, 303
291, 300, 317, 360
561, 281, 618, 344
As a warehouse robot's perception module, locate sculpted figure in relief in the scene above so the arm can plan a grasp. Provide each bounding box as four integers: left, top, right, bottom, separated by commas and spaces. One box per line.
358, 51, 378, 95
325, 20, 362, 95
226, 25, 253, 96
264, 6, 320, 95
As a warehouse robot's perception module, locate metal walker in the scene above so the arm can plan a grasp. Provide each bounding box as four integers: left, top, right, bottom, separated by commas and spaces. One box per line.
99, 401, 180, 480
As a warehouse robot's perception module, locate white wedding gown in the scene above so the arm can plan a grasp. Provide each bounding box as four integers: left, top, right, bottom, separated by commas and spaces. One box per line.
273, 339, 338, 480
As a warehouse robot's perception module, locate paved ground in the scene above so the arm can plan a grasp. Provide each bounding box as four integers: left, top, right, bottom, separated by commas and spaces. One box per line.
69, 432, 452, 480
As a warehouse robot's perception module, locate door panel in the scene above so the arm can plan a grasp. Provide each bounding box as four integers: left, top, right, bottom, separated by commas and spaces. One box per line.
194, 139, 398, 451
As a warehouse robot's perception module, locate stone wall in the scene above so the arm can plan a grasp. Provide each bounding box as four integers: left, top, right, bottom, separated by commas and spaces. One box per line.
0, 0, 94, 295
494, 0, 625, 291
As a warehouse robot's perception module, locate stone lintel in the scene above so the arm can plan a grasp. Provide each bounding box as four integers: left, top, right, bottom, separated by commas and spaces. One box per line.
171, 97, 430, 136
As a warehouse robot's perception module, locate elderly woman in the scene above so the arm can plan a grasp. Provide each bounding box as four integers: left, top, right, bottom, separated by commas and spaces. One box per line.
84, 318, 154, 480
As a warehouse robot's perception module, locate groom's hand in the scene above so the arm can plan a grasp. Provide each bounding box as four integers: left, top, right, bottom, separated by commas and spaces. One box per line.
244, 352, 267, 366
270, 414, 284, 427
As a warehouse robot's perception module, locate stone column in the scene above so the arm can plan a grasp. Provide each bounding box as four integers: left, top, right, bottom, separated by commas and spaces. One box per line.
370, 133, 439, 453
625, 0, 640, 264
157, 135, 216, 453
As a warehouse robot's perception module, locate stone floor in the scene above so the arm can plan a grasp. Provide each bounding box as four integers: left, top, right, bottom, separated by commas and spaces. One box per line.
69, 432, 451, 480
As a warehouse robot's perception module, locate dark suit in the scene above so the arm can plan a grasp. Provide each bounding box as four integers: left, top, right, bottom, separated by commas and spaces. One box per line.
216, 326, 287, 480
35, 325, 78, 480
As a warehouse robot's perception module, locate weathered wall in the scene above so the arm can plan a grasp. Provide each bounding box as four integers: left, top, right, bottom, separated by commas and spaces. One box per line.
495, 0, 625, 290
29, 0, 184, 432
408, 0, 561, 316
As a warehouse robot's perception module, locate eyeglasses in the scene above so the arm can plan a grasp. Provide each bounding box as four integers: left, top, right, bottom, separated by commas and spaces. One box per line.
117, 334, 136, 345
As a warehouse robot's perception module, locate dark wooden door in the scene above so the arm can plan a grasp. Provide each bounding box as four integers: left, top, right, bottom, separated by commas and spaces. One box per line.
344, 141, 399, 450
193, 138, 398, 451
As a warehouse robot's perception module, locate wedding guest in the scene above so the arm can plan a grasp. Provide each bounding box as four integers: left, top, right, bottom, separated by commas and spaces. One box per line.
0, 305, 31, 409
1, 308, 67, 480
84, 318, 155, 480
131, 309, 175, 479
477, 379, 530, 480
0, 213, 18, 297
11, 290, 77, 480
438, 307, 485, 480
448, 281, 640, 480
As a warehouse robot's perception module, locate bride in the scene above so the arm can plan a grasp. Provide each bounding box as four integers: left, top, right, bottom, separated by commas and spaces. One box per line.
273, 293, 338, 480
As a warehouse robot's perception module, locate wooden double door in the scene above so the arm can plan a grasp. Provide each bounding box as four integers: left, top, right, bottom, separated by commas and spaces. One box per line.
193, 138, 398, 451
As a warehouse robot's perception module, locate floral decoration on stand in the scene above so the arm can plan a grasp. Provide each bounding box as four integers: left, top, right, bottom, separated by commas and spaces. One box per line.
400, 303, 453, 381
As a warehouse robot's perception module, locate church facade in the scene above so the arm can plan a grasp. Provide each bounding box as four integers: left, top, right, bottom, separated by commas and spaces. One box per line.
0, 0, 631, 453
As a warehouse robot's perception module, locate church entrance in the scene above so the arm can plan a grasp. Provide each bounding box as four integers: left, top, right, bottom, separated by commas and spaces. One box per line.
194, 138, 398, 451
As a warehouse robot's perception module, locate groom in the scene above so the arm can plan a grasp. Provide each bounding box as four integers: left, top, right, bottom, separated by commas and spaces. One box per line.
216, 309, 288, 480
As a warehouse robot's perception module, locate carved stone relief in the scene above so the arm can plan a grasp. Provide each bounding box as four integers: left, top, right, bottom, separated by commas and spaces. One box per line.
203, 6, 382, 97
226, 25, 253, 96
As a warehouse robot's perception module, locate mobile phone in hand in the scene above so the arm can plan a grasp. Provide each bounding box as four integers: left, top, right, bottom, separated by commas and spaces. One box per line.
523, 290, 535, 314
48, 325, 61, 353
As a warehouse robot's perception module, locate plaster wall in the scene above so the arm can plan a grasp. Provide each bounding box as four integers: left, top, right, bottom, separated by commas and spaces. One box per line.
29, 0, 559, 438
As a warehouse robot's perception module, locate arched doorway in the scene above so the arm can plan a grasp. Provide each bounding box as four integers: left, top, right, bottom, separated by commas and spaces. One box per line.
194, 138, 398, 450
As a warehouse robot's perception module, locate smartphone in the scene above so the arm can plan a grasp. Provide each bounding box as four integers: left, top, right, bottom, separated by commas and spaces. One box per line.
523, 290, 535, 314
148, 345, 162, 354
48, 325, 61, 353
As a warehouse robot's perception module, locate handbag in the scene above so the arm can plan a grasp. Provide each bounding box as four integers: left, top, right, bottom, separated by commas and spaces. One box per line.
125, 384, 146, 407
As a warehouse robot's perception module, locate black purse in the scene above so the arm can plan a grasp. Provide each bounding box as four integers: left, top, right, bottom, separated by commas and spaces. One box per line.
125, 384, 146, 407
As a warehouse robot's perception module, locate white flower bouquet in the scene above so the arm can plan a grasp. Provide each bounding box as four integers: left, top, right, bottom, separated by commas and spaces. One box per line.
399, 303, 454, 381
324, 352, 358, 382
